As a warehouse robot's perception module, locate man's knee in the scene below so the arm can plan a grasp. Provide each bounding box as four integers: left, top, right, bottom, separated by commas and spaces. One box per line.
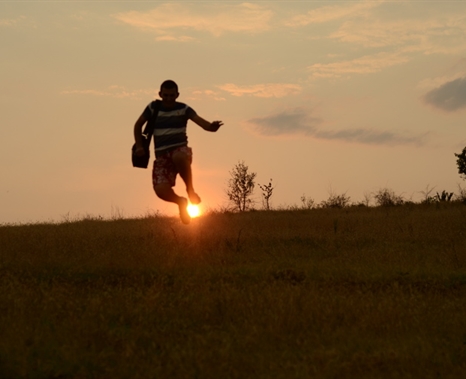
154, 183, 172, 199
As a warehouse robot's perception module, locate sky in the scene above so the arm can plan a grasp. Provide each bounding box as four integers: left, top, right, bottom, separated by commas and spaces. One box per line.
1, 0, 466, 224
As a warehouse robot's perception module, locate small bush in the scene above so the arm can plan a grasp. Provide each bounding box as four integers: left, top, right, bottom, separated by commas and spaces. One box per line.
419, 185, 436, 205
435, 190, 454, 202
300, 194, 315, 210
320, 192, 351, 209
373, 188, 404, 207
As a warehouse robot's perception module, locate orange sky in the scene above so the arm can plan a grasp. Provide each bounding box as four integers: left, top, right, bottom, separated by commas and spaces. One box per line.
1, 1, 466, 224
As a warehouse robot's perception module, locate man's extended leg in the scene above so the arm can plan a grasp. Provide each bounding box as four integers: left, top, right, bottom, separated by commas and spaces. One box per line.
172, 149, 201, 204
154, 183, 190, 224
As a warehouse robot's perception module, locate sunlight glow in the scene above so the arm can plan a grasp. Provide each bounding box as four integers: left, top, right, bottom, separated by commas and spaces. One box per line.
187, 204, 201, 218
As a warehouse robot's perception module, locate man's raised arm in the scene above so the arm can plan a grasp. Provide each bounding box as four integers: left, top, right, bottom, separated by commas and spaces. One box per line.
190, 114, 223, 132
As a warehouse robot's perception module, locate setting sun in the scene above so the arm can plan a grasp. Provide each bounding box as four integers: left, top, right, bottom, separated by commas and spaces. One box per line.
187, 204, 201, 218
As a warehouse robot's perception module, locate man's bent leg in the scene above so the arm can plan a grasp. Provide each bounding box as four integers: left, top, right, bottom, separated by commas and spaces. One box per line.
154, 183, 191, 224
172, 148, 201, 205
154, 183, 181, 203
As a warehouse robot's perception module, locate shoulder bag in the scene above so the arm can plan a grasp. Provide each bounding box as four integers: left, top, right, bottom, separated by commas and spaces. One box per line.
131, 100, 161, 169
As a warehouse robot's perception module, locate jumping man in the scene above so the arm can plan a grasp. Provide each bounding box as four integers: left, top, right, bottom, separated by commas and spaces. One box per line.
133, 80, 223, 224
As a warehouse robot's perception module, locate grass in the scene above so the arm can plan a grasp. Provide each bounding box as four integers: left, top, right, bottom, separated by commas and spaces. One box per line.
1, 203, 466, 378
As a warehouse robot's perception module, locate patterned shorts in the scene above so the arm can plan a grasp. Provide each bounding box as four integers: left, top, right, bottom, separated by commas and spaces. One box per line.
152, 146, 193, 188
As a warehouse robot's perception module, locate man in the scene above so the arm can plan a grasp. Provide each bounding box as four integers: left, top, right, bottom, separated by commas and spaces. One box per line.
133, 80, 223, 224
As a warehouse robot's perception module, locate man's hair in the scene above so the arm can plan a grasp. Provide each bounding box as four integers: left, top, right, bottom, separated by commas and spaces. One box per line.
160, 80, 178, 92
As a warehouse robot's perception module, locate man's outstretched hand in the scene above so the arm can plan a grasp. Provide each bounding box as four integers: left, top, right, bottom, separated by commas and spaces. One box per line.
210, 121, 223, 131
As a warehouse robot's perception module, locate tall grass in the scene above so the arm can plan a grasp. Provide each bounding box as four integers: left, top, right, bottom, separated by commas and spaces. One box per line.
1, 204, 465, 378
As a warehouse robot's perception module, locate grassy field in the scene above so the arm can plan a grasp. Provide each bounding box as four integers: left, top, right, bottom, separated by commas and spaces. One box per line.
1, 203, 466, 378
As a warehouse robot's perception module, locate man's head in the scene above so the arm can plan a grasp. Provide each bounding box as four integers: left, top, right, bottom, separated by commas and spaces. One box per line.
159, 80, 179, 108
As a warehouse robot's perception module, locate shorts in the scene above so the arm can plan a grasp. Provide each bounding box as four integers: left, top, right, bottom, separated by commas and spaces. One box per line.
152, 146, 193, 188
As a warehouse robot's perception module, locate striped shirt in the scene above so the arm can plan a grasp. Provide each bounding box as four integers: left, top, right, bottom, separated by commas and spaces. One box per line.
143, 101, 196, 158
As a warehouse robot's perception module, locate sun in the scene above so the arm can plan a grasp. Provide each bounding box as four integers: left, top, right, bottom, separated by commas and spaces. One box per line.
187, 204, 201, 218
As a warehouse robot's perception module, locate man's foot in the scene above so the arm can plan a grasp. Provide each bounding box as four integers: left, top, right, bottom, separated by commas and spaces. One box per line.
187, 190, 201, 205
178, 197, 191, 224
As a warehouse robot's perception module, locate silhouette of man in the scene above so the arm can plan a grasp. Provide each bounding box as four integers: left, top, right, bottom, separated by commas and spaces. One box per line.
133, 80, 223, 224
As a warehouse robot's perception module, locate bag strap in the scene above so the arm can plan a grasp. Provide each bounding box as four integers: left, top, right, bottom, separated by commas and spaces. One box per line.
142, 100, 162, 138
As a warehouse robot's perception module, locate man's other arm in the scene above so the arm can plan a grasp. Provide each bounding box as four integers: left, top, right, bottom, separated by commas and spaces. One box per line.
190, 114, 223, 132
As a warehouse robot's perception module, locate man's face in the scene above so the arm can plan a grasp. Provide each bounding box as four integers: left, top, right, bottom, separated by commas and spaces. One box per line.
159, 88, 179, 108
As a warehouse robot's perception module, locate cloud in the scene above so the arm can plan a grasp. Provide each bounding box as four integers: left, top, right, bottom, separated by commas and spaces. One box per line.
331, 19, 426, 48
218, 83, 302, 98
113, 3, 272, 37
62, 85, 228, 102
285, 1, 382, 26
422, 77, 466, 112
187, 89, 226, 102
418, 75, 463, 92
155, 35, 195, 43
329, 15, 466, 54
61, 85, 154, 99
285, 3, 466, 81
247, 108, 321, 136
418, 60, 466, 90
247, 108, 425, 146
0, 16, 26, 27
286, 1, 466, 57
308, 51, 409, 79
314, 128, 425, 146
303, 11, 466, 80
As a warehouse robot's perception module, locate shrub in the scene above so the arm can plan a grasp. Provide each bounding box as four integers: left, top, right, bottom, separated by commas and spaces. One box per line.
320, 192, 351, 209
300, 194, 315, 210
226, 161, 256, 212
373, 188, 404, 207
435, 190, 454, 202
259, 179, 274, 210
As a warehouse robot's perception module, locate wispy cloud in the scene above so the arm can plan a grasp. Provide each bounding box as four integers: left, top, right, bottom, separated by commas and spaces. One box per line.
61, 85, 154, 99
308, 51, 409, 79
113, 3, 272, 38
247, 108, 321, 136
331, 19, 425, 48
155, 35, 195, 43
422, 77, 466, 112
285, 0, 466, 55
218, 83, 302, 98
290, 2, 466, 80
0, 16, 26, 27
284, 1, 382, 26
314, 128, 425, 146
329, 15, 466, 54
62, 85, 229, 102
247, 108, 425, 146
186, 89, 226, 102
